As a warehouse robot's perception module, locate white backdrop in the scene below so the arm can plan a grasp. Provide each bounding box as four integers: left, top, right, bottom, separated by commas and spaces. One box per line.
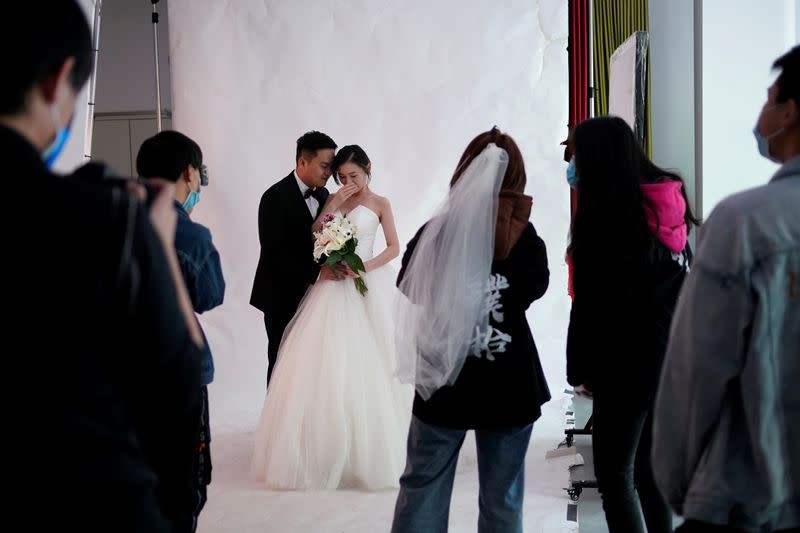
167, 0, 570, 432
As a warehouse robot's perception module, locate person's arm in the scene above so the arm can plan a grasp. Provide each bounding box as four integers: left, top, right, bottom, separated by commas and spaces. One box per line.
130, 192, 203, 528
652, 208, 750, 514
565, 302, 590, 388
653, 266, 750, 513
364, 197, 400, 272
148, 180, 203, 348
312, 183, 359, 231
257, 188, 286, 276
565, 245, 615, 390
505, 223, 549, 306
396, 226, 424, 287
179, 229, 225, 314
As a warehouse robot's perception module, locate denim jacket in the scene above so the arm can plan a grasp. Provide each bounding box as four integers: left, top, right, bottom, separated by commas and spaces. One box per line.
653, 157, 800, 531
174, 202, 225, 385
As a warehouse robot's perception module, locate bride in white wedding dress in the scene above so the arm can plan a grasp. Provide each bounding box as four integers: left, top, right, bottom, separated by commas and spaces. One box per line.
252, 145, 412, 490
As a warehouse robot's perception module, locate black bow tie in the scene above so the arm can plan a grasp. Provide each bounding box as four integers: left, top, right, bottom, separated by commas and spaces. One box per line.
303, 188, 321, 200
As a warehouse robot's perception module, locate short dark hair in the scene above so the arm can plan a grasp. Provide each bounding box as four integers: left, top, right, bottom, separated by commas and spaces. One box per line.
295, 131, 337, 162
332, 145, 371, 184
1, 1, 93, 115
136, 130, 203, 183
773, 45, 799, 107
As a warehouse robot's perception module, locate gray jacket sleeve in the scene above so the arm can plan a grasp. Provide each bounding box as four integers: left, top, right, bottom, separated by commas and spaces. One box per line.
651, 202, 752, 512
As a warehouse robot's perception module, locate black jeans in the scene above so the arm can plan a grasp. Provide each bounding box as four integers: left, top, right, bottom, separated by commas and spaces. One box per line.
592, 393, 672, 533
677, 521, 800, 533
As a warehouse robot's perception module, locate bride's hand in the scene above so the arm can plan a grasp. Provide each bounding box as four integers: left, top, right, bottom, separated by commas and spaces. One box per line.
319, 264, 359, 281
332, 183, 360, 208
339, 264, 360, 278
319, 266, 341, 281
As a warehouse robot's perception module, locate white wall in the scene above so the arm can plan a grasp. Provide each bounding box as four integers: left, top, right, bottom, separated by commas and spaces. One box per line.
168, 0, 571, 432
701, 0, 799, 216
648, 0, 697, 214
88, 0, 174, 175
648, 0, 799, 220
794, 1, 800, 43
95, 0, 172, 113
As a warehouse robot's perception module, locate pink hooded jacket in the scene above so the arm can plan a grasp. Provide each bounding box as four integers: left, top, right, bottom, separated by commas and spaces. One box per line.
640, 180, 688, 253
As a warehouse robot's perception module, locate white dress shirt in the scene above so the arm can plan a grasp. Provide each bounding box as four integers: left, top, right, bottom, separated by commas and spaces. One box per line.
294, 171, 319, 217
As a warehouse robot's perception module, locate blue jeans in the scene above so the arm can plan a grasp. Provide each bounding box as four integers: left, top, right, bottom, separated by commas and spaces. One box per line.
391, 416, 533, 533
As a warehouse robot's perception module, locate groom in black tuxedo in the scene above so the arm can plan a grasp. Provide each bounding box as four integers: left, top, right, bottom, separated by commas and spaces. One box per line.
250, 131, 336, 384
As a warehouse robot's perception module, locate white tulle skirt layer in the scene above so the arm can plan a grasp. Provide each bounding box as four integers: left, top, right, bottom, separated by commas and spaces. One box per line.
252, 265, 413, 490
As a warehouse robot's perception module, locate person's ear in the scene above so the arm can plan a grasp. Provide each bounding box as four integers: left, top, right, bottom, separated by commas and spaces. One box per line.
40, 57, 76, 105
781, 98, 799, 128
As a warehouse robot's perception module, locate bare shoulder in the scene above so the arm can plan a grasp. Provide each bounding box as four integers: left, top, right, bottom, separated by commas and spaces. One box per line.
369, 194, 393, 215
375, 194, 392, 209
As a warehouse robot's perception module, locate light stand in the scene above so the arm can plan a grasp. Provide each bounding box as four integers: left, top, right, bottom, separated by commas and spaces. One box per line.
151, 0, 163, 132
84, 0, 103, 161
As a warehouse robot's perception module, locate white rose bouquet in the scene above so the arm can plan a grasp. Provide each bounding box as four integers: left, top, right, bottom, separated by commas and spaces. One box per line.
313, 213, 368, 295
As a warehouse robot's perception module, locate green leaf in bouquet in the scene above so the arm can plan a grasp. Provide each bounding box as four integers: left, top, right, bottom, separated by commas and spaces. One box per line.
325, 252, 343, 266
354, 277, 368, 296
345, 253, 366, 273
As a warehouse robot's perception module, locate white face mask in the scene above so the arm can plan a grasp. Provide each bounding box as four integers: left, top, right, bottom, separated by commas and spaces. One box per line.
753, 104, 784, 163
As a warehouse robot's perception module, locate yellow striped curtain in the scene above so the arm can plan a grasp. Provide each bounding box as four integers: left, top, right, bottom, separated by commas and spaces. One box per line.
593, 0, 651, 156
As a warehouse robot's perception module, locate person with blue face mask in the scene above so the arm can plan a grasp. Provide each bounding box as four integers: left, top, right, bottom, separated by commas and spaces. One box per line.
753, 88, 794, 163
566, 156, 579, 188
1, 2, 206, 531
137, 130, 225, 530
653, 45, 800, 533
41, 113, 73, 169
183, 169, 202, 211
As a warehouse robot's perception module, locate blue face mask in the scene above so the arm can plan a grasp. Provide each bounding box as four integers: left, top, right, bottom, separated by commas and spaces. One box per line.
566, 157, 578, 188
182, 183, 201, 211
42, 117, 72, 169
754, 104, 784, 163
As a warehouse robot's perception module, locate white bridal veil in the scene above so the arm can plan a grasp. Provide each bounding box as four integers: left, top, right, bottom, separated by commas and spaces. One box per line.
395, 143, 508, 399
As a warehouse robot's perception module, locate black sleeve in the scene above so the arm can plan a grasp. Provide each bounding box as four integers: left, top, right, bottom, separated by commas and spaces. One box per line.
397, 225, 425, 287
505, 223, 549, 308
129, 202, 202, 528
565, 245, 632, 388
566, 302, 589, 387
256, 188, 285, 275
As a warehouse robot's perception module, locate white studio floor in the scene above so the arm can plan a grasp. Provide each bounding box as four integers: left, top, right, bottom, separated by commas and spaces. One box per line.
197, 395, 578, 533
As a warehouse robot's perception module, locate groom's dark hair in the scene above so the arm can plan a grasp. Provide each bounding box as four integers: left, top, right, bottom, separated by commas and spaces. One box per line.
296, 131, 337, 162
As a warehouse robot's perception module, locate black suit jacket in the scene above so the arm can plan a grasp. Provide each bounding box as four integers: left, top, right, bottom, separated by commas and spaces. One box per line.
250, 172, 329, 316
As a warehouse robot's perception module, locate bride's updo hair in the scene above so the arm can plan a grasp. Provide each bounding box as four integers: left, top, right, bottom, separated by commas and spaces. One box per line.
450, 127, 527, 193
332, 145, 371, 184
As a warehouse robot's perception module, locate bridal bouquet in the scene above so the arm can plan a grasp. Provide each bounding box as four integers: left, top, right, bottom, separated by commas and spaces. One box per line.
313, 213, 368, 295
